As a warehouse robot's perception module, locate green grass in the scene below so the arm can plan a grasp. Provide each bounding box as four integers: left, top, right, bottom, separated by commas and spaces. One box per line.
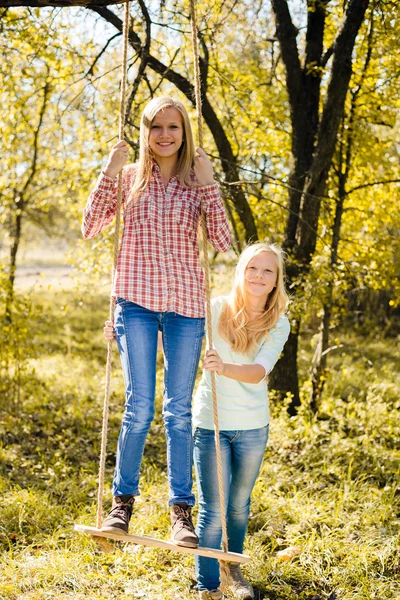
0, 282, 399, 599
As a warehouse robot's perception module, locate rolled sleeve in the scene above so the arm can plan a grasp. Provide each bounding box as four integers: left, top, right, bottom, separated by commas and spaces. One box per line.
199, 183, 231, 252
82, 173, 119, 239
82, 165, 137, 239
253, 357, 272, 381
254, 315, 290, 375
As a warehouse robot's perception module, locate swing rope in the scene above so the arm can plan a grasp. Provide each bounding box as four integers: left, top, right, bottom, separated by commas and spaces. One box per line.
96, 0, 130, 530
189, 0, 231, 581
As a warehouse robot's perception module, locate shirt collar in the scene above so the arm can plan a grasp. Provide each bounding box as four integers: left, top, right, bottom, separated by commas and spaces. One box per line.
152, 159, 177, 181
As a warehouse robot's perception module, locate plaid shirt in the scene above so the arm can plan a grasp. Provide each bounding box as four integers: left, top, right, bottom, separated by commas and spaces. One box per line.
82, 162, 231, 318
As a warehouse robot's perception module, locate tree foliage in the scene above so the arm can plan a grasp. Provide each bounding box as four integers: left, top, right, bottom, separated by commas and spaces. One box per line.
0, 1, 399, 406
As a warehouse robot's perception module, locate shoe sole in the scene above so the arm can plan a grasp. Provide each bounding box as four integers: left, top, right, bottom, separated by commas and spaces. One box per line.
101, 528, 197, 547
101, 526, 128, 534
170, 539, 199, 549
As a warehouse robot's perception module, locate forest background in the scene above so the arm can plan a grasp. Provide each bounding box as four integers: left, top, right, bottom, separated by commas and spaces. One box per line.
0, 1, 399, 598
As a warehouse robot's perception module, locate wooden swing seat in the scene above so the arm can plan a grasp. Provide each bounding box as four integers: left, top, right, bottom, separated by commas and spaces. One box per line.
74, 524, 250, 563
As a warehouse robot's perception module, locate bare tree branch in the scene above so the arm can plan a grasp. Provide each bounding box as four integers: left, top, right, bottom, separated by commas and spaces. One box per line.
347, 178, 400, 194
85, 32, 121, 77
321, 42, 335, 67
20, 77, 51, 205
270, 0, 302, 111
125, 0, 151, 122
298, 0, 370, 262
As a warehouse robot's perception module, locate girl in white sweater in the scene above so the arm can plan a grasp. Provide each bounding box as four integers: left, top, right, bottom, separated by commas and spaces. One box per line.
193, 242, 290, 600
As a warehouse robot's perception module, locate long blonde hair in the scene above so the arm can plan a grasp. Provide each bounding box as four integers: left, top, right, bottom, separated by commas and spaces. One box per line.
218, 242, 289, 354
128, 96, 195, 203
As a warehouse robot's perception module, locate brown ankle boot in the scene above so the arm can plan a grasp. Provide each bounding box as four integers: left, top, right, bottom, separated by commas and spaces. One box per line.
170, 503, 199, 548
101, 495, 134, 534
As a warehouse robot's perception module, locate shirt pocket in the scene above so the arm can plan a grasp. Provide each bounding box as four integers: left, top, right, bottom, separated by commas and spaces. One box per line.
126, 190, 153, 224
172, 194, 200, 232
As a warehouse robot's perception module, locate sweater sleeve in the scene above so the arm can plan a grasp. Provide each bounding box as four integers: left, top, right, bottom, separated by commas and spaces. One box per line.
198, 183, 231, 253
210, 295, 226, 323
82, 165, 134, 239
254, 315, 290, 374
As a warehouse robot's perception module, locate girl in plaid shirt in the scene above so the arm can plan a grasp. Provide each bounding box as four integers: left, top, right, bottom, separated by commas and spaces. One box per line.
84, 96, 230, 547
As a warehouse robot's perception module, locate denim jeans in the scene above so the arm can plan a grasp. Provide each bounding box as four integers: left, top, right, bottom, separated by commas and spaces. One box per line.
113, 298, 205, 506
194, 426, 269, 591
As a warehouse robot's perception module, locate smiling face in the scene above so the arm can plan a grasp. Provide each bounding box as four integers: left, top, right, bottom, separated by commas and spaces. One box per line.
148, 107, 184, 164
243, 251, 278, 305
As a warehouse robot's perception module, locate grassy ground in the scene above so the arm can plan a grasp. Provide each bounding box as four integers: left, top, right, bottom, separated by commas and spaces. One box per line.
0, 279, 399, 599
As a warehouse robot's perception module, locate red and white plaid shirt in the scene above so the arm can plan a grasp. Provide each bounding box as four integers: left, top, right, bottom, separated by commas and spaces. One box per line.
82, 162, 231, 318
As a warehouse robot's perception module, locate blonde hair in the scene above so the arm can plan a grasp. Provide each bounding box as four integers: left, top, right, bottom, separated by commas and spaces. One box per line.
218, 242, 289, 354
128, 96, 195, 203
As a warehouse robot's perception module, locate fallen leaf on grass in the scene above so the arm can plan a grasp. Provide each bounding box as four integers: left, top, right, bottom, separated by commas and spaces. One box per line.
93, 536, 114, 553
276, 546, 302, 561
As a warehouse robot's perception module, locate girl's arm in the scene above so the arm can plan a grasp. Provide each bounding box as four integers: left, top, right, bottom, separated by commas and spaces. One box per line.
82, 141, 130, 239
203, 316, 291, 385
194, 148, 231, 253
200, 186, 231, 253
203, 350, 266, 384
254, 316, 291, 376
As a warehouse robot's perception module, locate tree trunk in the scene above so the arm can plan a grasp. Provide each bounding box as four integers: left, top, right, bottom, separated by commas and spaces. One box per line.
309, 168, 346, 409
270, 329, 300, 416
269, 0, 329, 406
270, 0, 369, 410
5, 211, 22, 322
310, 13, 374, 410
4, 80, 49, 321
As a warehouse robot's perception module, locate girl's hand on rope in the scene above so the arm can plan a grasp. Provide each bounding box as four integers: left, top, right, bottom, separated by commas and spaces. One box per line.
103, 140, 129, 179
103, 320, 116, 342
202, 349, 225, 375
194, 147, 215, 187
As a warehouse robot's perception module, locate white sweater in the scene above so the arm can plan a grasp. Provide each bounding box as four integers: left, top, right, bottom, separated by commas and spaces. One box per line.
192, 296, 290, 431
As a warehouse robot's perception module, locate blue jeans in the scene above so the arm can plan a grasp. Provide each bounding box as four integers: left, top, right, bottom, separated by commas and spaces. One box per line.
113, 299, 205, 506
194, 426, 269, 591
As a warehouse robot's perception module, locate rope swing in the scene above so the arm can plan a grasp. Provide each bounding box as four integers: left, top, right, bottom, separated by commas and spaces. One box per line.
75, 0, 248, 568
95, 0, 131, 532
189, 0, 232, 583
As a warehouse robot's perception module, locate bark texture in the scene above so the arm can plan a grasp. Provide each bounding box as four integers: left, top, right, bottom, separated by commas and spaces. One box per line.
269, 0, 370, 411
